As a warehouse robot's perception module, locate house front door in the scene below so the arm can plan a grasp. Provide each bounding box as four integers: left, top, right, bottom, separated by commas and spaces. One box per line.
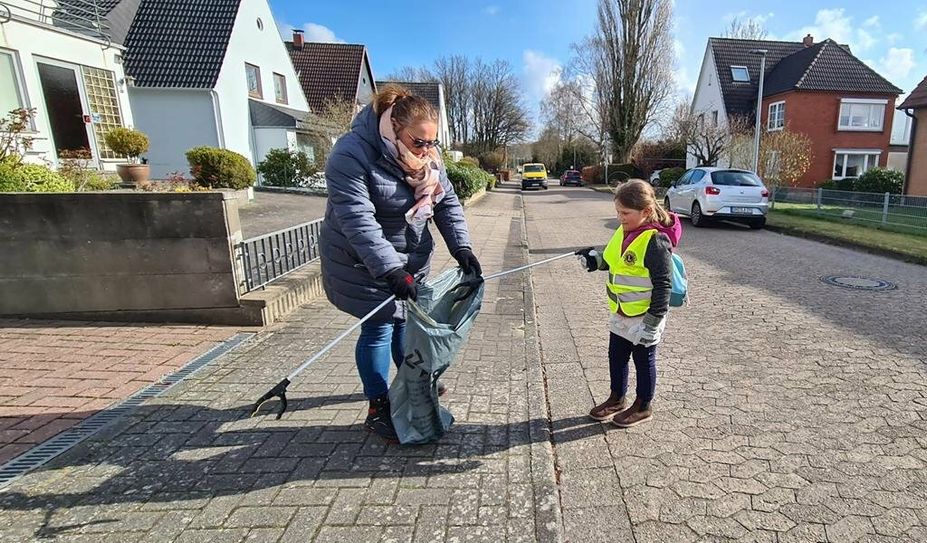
37, 61, 93, 162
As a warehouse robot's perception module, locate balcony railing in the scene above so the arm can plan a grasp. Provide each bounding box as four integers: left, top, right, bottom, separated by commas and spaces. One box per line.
0, 0, 112, 45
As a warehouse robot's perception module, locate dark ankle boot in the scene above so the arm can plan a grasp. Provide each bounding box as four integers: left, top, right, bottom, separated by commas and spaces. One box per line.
364, 396, 398, 443
589, 392, 628, 421
612, 398, 653, 428
437, 380, 448, 397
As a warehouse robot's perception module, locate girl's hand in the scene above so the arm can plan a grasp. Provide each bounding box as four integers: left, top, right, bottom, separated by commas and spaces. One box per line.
575, 247, 599, 272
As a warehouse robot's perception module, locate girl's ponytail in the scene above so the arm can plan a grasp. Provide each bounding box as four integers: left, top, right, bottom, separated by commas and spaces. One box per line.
614, 179, 674, 226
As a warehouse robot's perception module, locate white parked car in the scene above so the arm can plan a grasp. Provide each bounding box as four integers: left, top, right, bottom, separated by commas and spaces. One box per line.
664, 167, 770, 229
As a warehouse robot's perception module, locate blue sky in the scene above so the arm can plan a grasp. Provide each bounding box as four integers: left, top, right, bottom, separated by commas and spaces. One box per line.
269, 1, 927, 129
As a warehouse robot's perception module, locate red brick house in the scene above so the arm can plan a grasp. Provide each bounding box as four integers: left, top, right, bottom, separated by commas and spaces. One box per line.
898, 76, 927, 196
691, 36, 902, 187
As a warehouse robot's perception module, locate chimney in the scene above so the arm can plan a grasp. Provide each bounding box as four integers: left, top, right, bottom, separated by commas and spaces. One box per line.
292, 29, 304, 49
802, 34, 814, 47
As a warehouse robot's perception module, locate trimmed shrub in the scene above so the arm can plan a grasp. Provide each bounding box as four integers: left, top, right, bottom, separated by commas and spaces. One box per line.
613, 163, 644, 180
257, 148, 317, 187
581, 165, 603, 183
446, 161, 493, 200
854, 168, 904, 194
0, 161, 74, 192
658, 167, 685, 188
458, 156, 480, 169
479, 151, 504, 172
104, 127, 149, 162
817, 178, 857, 191
186, 146, 256, 190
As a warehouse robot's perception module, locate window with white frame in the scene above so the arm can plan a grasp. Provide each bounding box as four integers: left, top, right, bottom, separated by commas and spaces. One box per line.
767, 101, 785, 131
833, 150, 880, 179
730, 66, 750, 82
838, 99, 886, 131
0, 50, 26, 116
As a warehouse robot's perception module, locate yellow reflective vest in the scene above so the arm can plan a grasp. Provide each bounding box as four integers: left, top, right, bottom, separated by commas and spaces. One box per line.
602, 227, 655, 316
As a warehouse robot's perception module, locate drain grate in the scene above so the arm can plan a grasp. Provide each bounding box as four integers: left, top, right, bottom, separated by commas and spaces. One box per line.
820, 275, 897, 291
0, 332, 253, 488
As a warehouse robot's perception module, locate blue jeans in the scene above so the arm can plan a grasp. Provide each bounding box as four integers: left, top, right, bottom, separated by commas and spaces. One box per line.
609, 332, 657, 402
356, 319, 405, 400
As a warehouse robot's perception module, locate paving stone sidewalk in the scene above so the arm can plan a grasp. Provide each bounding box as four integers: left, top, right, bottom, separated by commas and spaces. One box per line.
0, 321, 239, 466
0, 186, 562, 543
524, 185, 927, 542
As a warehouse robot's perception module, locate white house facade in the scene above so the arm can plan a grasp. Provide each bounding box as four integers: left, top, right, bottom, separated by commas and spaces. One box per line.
114, 0, 309, 178
688, 44, 729, 168
0, 0, 136, 170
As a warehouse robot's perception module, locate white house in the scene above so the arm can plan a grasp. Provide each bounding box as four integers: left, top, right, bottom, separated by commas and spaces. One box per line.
108, 0, 310, 178
0, 0, 137, 170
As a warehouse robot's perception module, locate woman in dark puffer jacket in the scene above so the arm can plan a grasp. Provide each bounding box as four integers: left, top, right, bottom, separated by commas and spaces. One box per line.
319, 84, 480, 442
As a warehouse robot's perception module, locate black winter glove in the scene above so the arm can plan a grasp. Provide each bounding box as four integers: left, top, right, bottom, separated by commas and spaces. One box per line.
384, 268, 417, 300
454, 248, 483, 276
574, 247, 600, 272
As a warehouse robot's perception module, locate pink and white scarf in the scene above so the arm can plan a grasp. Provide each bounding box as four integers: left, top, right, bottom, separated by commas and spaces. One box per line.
379, 106, 445, 225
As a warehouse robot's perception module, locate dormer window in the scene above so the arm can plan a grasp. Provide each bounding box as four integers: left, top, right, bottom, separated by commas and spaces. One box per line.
731, 66, 750, 82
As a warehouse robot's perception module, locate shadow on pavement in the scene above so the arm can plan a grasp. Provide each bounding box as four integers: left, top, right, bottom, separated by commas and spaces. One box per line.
0, 400, 604, 538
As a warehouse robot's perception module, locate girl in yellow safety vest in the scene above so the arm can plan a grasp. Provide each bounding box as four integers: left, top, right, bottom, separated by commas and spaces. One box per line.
575, 179, 682, 427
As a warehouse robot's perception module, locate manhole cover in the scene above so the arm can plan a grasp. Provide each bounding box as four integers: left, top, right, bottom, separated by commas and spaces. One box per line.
820, 275, 896, 291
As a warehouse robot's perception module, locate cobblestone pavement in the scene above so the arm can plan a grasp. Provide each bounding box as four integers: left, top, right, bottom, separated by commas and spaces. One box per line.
239, 191, 328, 238
524, 184, 927, 542
0, 186, 562, 543
0, 321, 238, 465
2, 183, 925, 542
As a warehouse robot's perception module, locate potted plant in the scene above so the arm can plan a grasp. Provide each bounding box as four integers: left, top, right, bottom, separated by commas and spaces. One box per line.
104, 127, 150, 188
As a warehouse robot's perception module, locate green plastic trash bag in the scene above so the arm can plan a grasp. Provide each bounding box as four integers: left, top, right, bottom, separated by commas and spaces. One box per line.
389, 268, 485, 445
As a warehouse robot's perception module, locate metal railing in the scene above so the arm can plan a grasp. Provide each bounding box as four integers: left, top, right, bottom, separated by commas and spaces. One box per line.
0, 0, 112, 44
773, 187, 927, 233
237, 219, 323, 293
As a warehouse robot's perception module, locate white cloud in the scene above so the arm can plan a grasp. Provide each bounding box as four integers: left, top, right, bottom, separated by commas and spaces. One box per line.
278, 22, 344, 43
786, 8, 877, 52
878, 48, 916, 83
482, 5, 500, 16
673, 39, 685, 62
886, 32, 903, 45
864, 16, 880, 28
302, 22, 343, 43
674, 67, 697, 95
916, 11, 927, 30
522, 50, 562, 106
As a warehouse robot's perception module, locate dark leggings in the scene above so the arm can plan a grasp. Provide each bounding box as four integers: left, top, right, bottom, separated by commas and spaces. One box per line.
609, 332, 657, 402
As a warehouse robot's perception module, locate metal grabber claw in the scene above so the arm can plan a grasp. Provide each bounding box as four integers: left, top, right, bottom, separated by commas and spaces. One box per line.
250, 378, 290, 419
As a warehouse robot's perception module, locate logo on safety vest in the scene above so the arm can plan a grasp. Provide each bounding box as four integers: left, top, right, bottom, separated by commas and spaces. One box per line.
623, 252, 637, 266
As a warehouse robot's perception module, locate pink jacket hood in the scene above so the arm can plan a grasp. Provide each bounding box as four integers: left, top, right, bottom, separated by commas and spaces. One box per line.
621, 212, 682, 252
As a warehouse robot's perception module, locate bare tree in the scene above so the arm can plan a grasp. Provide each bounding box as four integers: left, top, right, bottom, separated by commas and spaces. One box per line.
564, 42, 610, 161
383, 66, 434, 83
315, 96, 357, 133
586, 0, 675, 163
722, 16, 769, 40
674, 106, 750, 166
469, 60, 530, 155
432, 55, 472, 147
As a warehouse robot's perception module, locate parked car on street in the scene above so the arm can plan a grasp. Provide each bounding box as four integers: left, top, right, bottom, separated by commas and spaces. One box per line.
664, 167, 769, 229
521, 163, 549, 190
560, 169, 583, 186
648, 169, 662, 186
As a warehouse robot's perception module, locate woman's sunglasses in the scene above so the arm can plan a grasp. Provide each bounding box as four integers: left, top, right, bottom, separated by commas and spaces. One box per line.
410, 136, 440, 149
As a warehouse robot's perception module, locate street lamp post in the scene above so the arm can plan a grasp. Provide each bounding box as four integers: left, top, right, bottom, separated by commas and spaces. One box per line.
749, 49, 768, 174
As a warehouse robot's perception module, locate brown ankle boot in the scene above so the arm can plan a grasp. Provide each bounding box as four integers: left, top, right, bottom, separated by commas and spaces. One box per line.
589, 392, 628, 421
612, 398, 653, 428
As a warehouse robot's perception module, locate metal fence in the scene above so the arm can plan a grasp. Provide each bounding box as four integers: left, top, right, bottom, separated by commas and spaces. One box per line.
237, 219, 322, 293
1, 0, 113, 44
772, 187, 927, 233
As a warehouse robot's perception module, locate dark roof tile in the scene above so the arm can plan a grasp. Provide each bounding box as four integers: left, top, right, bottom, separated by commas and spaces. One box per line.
899, 75, 927, 109
122, 0, 241, 88
709, 37, 899, 118
287, 42, 368, 113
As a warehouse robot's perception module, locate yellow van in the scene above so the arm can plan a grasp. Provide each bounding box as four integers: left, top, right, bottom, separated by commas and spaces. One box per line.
521, 163, 548, 190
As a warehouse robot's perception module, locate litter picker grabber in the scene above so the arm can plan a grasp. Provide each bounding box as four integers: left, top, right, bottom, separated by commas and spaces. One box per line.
249, 251, 577, 420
